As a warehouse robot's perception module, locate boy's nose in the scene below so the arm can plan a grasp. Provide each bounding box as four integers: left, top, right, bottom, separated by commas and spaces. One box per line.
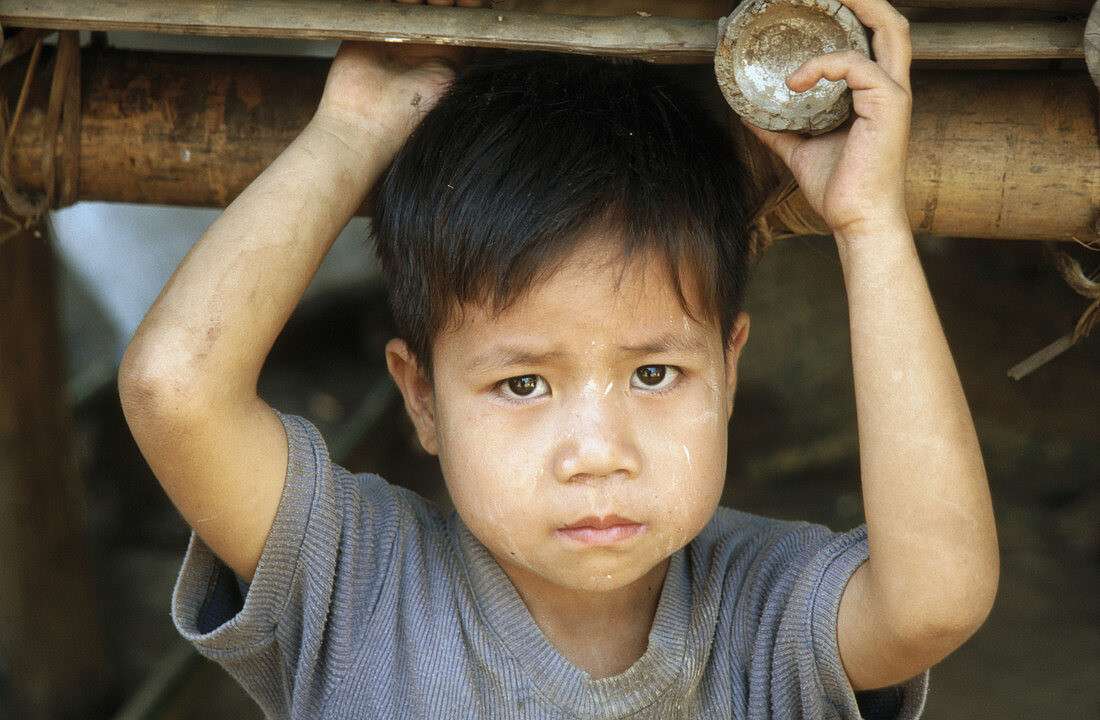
550, 393, 641, 483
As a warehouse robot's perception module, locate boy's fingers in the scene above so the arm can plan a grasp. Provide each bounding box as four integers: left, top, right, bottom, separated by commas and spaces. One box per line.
404, 44, 474, 74
836, 0, 912, 89
789, 50, 907, 105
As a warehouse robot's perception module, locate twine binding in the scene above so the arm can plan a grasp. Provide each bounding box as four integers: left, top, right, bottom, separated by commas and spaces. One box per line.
1047, 238, 1100, 343
0, 26, 81, 246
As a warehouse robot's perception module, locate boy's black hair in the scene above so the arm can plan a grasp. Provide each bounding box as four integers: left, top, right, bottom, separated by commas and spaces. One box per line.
374, 52, 751, 374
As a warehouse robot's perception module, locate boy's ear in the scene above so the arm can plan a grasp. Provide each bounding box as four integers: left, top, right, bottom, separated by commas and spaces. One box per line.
385, 338, 439, 455
724, 312, 750, 418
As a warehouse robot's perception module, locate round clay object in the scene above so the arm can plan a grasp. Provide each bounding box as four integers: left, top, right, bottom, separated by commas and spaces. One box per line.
715, 0, 871, 135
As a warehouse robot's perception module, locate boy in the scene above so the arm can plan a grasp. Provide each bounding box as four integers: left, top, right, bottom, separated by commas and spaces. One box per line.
119, 0, 998, 717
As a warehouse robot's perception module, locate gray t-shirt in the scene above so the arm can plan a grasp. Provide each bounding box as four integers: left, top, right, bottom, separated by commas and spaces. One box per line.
173, 414, 926, 719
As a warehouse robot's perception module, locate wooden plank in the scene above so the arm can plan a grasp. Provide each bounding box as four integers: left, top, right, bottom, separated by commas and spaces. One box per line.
493, 0, 728, 18
0, 0, 1086, 62
898, 0, 1091, 11
915, 21, 1084, 60
0, 0, 717, 63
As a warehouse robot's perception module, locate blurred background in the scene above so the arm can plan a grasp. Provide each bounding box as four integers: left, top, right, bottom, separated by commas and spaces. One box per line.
5, 208, 1094, 719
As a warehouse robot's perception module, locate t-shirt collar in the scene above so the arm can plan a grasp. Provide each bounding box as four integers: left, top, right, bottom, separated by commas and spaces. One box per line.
449, 513, 691, 716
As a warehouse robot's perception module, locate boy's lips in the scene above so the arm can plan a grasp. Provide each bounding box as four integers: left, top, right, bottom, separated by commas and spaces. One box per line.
554, 515, 646, 546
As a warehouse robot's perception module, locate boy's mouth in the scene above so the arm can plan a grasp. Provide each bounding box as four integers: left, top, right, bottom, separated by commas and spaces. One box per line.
554, 515, 646, 546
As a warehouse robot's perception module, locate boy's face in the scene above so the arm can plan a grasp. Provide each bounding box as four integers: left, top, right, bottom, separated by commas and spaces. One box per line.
388, 237, 749, 595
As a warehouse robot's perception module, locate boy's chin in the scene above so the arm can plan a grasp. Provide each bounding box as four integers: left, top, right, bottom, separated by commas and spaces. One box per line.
496, 551, 674, 596
562, 561, 672, 595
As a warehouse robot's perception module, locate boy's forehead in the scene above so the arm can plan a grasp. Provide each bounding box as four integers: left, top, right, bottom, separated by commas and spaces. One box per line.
435, 239, 722, 355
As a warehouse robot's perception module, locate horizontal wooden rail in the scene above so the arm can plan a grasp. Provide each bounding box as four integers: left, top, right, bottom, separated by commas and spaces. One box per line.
899, 0, 1091, 10
914, 21, 1085, 59
0, 1, 1086, 62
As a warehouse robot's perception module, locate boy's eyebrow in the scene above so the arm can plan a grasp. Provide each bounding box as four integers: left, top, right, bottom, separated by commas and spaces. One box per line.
464, 346, 570, 373
466, 332, 710, 372
619, 332, 710, 358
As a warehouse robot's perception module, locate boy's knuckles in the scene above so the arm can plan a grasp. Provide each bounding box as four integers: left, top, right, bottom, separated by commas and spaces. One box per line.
878, 82, 912, 108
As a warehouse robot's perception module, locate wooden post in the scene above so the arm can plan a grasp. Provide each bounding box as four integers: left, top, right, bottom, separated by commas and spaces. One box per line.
0, 222, 114, 719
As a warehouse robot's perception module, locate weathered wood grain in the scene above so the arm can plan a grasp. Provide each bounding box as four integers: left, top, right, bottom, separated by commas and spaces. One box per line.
0, 1, 1086, 62
914, 21, 1084, 60
898, 0, 1091, 11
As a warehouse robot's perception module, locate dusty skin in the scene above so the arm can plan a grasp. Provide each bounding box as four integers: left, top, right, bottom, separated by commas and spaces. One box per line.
386, 236, 749, 678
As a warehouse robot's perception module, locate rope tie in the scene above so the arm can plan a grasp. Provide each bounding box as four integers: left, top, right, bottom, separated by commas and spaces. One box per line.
746, 172, 835, 262
1048, 238, 1100, 343
0, 27, 81, 245
1007, 233, 1100, 379
734, 115, 832, 264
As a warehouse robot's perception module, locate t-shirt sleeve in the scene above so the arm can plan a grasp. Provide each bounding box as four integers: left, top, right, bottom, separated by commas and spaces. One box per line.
170, 413, 404, 718
741, 524, 928, 720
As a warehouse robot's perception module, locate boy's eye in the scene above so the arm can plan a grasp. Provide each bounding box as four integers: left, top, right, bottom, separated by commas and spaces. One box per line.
500, 374, 549, 399
631, 365, 680, 391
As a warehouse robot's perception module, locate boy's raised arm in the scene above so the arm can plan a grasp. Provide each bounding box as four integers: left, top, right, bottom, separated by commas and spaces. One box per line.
746, 0, 998, 691
119, 41, 464, 582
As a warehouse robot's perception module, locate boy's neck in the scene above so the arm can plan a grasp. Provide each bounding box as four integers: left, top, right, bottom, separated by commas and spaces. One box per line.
493, 555, 670, 680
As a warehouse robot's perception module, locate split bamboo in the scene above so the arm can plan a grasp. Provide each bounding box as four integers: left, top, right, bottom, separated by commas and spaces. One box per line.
2, 47, 1097, 241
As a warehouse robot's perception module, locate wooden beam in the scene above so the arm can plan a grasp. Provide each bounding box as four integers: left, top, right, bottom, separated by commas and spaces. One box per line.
0, 0, 715, 63
897, 0, 1091, 11
914, 21, 1085, 60
3, 48, 1095, 242
0, 221, 114, 719
0, 1, 1086, 62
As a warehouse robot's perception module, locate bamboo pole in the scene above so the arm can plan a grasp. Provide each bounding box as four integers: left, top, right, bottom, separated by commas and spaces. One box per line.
2, 48, 1096, 241
757, 70, 1100, 241
0, 0, 1086, 63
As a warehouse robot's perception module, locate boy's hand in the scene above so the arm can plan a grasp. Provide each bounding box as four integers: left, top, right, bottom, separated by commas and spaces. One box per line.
744, 0, 912, 240
314, 1, 482, 157
745, 0, 997, 693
